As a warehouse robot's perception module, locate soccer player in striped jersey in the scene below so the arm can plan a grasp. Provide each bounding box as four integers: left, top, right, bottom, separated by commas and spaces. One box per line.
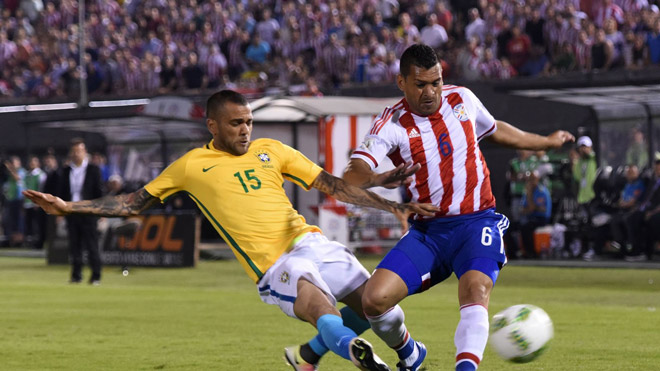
23, 90, 440, 371
343, 44, 575, 371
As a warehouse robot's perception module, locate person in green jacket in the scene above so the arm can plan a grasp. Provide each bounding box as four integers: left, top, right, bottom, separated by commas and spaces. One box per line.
573, 136, 597, 204
572, 136, 598, 259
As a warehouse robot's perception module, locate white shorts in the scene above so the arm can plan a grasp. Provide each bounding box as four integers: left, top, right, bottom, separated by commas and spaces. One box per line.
257, 232, 370, 319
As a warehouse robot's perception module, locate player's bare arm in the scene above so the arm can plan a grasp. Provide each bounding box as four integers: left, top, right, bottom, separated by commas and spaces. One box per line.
343, 158, 421, 189
22, 188, 159, 217
488, 120, 575, 150
311, 170, 439, 218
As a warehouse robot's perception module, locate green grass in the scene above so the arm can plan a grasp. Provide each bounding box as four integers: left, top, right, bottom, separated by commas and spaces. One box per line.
0, 257, 658, 370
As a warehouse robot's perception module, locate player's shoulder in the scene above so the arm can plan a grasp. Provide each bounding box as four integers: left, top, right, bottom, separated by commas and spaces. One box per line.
442, 84, 481, 104
250, 138, 290, 156
370, 99, 407, 135
442, 84, 472, 97
251, 137, 283, 149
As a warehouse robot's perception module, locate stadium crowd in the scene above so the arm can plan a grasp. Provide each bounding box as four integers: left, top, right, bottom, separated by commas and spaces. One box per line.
1, 0, 660, 100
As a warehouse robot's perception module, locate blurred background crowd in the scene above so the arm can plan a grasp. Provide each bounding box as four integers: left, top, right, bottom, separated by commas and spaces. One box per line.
1, 0, 660, 100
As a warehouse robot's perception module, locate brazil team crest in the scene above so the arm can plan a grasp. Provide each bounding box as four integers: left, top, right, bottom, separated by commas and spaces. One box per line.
279, 271, 290, 284
452, 103, 469, 122
256, 151, 270, 162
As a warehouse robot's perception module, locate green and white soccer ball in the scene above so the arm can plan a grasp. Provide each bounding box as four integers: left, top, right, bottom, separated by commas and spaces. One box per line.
489, 304, 554, 363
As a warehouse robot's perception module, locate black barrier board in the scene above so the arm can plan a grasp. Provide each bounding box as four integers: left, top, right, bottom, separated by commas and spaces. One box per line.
102, 212, 198, 267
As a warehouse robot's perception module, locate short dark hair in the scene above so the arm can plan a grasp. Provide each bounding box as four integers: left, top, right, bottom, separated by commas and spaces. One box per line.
399, 44, 439, 77
70, 137, 85, 147
206, 90, 249, 119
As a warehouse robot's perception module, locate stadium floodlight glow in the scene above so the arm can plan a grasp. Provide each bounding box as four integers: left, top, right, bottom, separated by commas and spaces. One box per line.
25, 102, 79, 111
89, 98, 151, 108
0, 105, 27, 113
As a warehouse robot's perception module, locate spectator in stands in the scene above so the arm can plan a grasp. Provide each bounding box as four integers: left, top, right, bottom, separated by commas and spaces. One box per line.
245, 33, 271, 67
519, 45, 551, 76
626, 156, 660, 261
182, 51, 207, 91
434, 1, 453, 32
465, 7, 487, 43
506, 25, 532, 73
23, 155, 46, 249
609, 164, 646, 256
498, 57, 517, 79
648, 18, 660, 64
2, 156, 25, 246
420, 13, 448, 50
365, 55, 388, 83
626, 127, 649, 170
256, 8, 280, 46
603, 18, 626, 68
525, 8, 546, 48
626, 32, 649, 69
478, 48, 503, 79
575, 29, 593, 71
397, 12, 420, 45
496, 17, 513, 59
456, 36, 482, 80
552, 42, 577, 73
321, 33, 347, 88
206, 44, 228, 89
591, 28, 615, 71
593, 0, 625, 27
519, 170, 552, 259
300, 77, 323, 97
159, 55, 178, 93
572, 136, 598, 259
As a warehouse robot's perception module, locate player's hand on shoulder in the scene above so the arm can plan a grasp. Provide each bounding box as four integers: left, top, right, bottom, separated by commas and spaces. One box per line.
547, 130, 575, 148
22, 190, 69, 216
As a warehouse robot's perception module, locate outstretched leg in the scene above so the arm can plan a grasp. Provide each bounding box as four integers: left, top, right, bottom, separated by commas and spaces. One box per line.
362, 268, 425, 370
295, 283, 372, 366
454, 267, 495, 371
293, 278, 389, 370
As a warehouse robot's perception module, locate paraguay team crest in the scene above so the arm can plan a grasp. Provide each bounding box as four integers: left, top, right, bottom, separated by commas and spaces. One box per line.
256, 151, 270, 162
452, 103, 469, 122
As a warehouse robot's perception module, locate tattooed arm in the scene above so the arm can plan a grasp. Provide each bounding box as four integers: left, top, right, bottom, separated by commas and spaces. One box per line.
22, 188, 159, 217
343, 158, 420, 189
311, 170, 438, 222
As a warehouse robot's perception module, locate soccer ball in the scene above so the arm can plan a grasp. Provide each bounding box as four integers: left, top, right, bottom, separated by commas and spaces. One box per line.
489, 304, 554, 363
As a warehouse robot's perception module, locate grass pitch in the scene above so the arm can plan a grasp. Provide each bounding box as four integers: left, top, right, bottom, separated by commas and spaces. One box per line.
0, 257, 658, 370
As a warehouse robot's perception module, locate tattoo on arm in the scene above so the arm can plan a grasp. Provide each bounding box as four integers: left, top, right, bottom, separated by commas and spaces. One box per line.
312, 171, 404, 214
69, 188, 159, 217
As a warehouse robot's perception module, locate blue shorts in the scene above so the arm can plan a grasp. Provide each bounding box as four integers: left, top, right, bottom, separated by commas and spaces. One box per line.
377, 208, 509, 296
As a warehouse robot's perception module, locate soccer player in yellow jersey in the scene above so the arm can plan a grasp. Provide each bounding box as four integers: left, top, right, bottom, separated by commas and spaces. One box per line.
24, 90, 439, 371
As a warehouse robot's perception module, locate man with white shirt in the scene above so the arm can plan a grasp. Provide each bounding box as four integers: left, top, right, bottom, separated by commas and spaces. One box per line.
59, 138, 104, 284
465, 8, 487, 43
420, 14, 448, 50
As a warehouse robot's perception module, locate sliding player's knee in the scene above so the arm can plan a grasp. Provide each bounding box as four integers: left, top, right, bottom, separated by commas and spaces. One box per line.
361, 286, 397, 316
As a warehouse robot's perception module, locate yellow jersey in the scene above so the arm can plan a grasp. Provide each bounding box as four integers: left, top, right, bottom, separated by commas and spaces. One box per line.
144, 138, 323, 282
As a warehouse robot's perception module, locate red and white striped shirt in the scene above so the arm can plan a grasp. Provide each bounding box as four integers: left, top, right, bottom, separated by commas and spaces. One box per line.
351, 85, 497, 219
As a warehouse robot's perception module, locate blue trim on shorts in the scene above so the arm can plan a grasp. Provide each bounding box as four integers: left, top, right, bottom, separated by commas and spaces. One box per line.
377, 208, 508, 295
455, 257, 501, 284
376, 249, 429, 296
258, 284, 296, 303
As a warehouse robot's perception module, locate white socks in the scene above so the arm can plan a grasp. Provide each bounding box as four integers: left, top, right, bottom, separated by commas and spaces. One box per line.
454, 304, 489, 369
366, 305, 408, 348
